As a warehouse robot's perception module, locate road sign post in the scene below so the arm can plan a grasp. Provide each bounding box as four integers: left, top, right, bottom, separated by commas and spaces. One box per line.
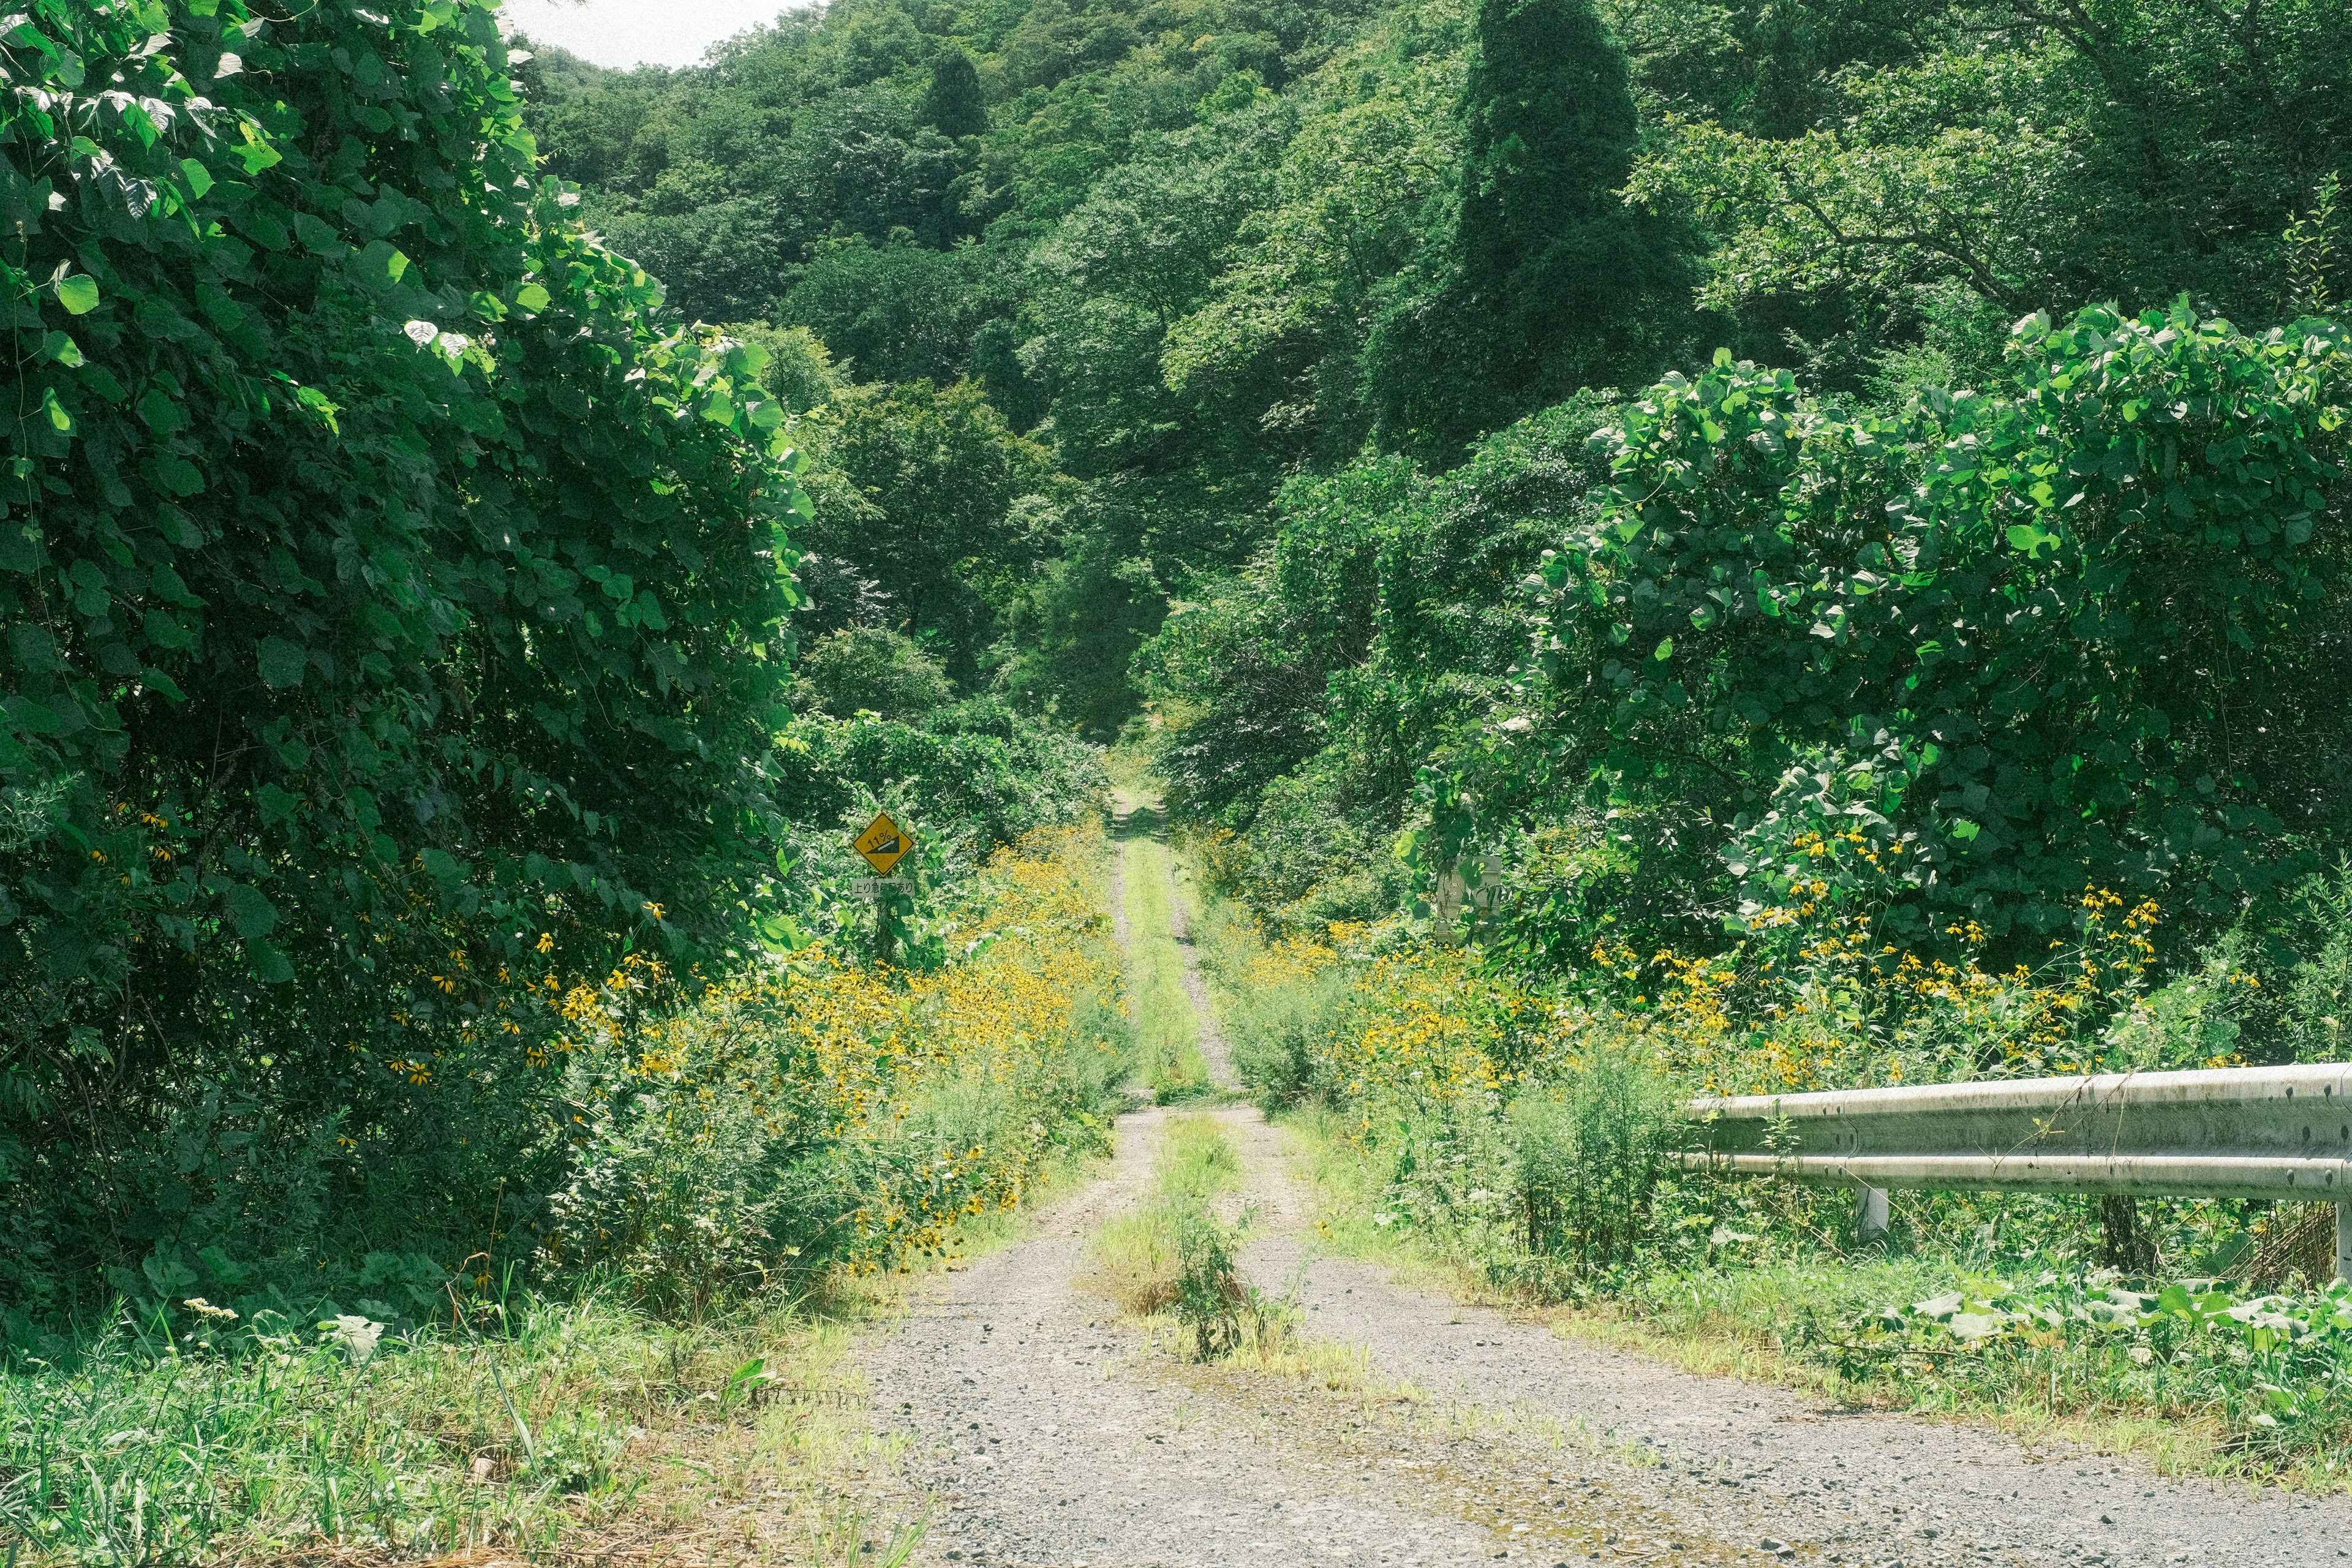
851, 810, 913, 965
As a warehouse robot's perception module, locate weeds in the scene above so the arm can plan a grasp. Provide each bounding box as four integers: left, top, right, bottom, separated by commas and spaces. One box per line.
0, 1289, 895, 1565
1196, 861, 2352, 1480
1085, 1117, 1281, 1360
1118, 829, 1214, 1102
1, 827, 1129, 1566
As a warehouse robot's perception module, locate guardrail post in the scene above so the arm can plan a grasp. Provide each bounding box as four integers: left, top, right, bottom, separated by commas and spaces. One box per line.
1856, 1185, 1888, 1244
2338, 1203, 2351, 1285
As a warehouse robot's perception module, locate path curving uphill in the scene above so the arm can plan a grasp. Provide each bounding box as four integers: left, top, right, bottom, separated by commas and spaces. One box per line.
858, 829, 2347, 1568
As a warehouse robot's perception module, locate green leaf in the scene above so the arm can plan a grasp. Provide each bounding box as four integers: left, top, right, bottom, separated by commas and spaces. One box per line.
151, 456, 204, 496
1950, 819, 1981, 842
138, 386, 189, 437
1652, 637, 1674, 661
516, 282, 551, 311
256, 783, 300, 825
296, 386, 341, 434
54, 274, 99, 315
230, 134, 281, 175
2004, 522, 2059, 559
247, 937, 295, 984
356, 239, 410, 289
257, 636, 306, 688
224, 881, 278, 938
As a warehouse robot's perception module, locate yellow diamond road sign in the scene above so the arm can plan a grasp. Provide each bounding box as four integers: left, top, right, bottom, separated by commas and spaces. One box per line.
853, 810, 911, 875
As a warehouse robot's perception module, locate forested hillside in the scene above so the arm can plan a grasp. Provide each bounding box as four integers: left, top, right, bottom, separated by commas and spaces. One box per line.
522, 0, 2352, 962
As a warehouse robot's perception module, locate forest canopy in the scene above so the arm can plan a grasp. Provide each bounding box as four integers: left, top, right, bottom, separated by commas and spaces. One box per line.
516, 0, 2352, 959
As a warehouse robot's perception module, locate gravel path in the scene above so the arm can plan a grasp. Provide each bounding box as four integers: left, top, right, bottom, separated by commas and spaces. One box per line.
865, 1107, 1523, 1567
858, 834, 2343, 1568
1159, 851, 1236, 1093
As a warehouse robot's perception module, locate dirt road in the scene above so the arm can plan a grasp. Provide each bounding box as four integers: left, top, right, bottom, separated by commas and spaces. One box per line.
856, 818, 2349, 1568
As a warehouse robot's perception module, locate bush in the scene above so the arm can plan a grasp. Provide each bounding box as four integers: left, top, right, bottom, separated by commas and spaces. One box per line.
774, 704, 1109, 889
790, 626, 958, 721
1506, 1050, 1679, 1275
542, 826, 1129, 1311
1085, 1115, 1253, 1359
1170, 1204, 1250, 1359
1197, 903, 1368, 1105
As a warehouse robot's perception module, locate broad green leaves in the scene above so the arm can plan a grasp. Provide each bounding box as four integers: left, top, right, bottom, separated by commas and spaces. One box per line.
0, 0, 812, 1296
1518, 304, 2352, 942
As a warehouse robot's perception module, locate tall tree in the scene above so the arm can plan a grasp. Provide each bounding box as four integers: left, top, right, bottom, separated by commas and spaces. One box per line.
1366, 0, 1687, 456
923, 48, 989, 140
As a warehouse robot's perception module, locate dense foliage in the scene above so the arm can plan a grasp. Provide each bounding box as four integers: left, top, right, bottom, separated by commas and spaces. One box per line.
0, 0, 816, 1313
0, 0, 1104, 1324
521, 0, 2352, 735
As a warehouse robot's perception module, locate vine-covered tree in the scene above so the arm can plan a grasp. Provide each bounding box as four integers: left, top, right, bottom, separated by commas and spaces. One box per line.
0, 0, 805, 1298
1366, 0, 1688, 454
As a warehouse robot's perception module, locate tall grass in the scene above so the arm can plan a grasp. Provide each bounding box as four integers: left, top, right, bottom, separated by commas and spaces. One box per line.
1117, 833, 1213, 1101
0, 1290, 845, 1566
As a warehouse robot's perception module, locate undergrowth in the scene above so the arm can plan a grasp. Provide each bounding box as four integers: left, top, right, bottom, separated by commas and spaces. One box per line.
1, 827, 1130, 1565
0, 1285, 928, 1567
1116, 823, 1214, 1103
1196, 859, 2352, 1486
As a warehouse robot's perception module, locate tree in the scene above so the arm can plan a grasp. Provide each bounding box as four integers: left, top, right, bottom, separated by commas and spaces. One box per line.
924, 49, 989, 140
796, 379, 1070, 685
1365, 0, 1688, 455
0, 0, 807, 1296
1512, 308, 2352, 953
1628, 0, 2352, 390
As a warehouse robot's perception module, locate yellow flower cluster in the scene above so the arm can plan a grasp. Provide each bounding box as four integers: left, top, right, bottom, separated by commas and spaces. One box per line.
1267, 876, 2242, 1122
550, 823, 1126, 1271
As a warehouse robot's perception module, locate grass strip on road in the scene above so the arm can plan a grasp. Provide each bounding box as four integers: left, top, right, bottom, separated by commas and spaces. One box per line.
1116, 813, 1214, 1102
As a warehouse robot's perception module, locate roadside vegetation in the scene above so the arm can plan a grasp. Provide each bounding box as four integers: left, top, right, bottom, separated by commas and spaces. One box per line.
1116, 818, 1216, 1102
1, 1289, 925, 1567
13, 0, 2352, 1552
2, 4, 1124, 1561
6, 824, 1127, 1562
1196, 873, 2352, 1483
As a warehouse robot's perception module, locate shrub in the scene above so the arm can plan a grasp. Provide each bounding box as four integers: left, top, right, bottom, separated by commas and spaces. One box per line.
1197, 909, 1368, 1105
1170, 1204, 1250, 1359
543, 825, 1129, 1310
1084, 1115, 1253, 1358
790, 626, 957, 720
1506, 1050, 1679, 1275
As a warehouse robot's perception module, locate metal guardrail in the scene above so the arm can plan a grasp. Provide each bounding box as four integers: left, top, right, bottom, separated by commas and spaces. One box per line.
1678, 1063, 2352, 1277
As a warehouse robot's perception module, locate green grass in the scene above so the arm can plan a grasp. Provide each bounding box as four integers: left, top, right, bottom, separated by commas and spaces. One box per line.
1274, 1100, 2352, 1491
0, 1286, 935, 1567
1085, 1115, 1242, 1321
1118, 828, 1213, 1102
